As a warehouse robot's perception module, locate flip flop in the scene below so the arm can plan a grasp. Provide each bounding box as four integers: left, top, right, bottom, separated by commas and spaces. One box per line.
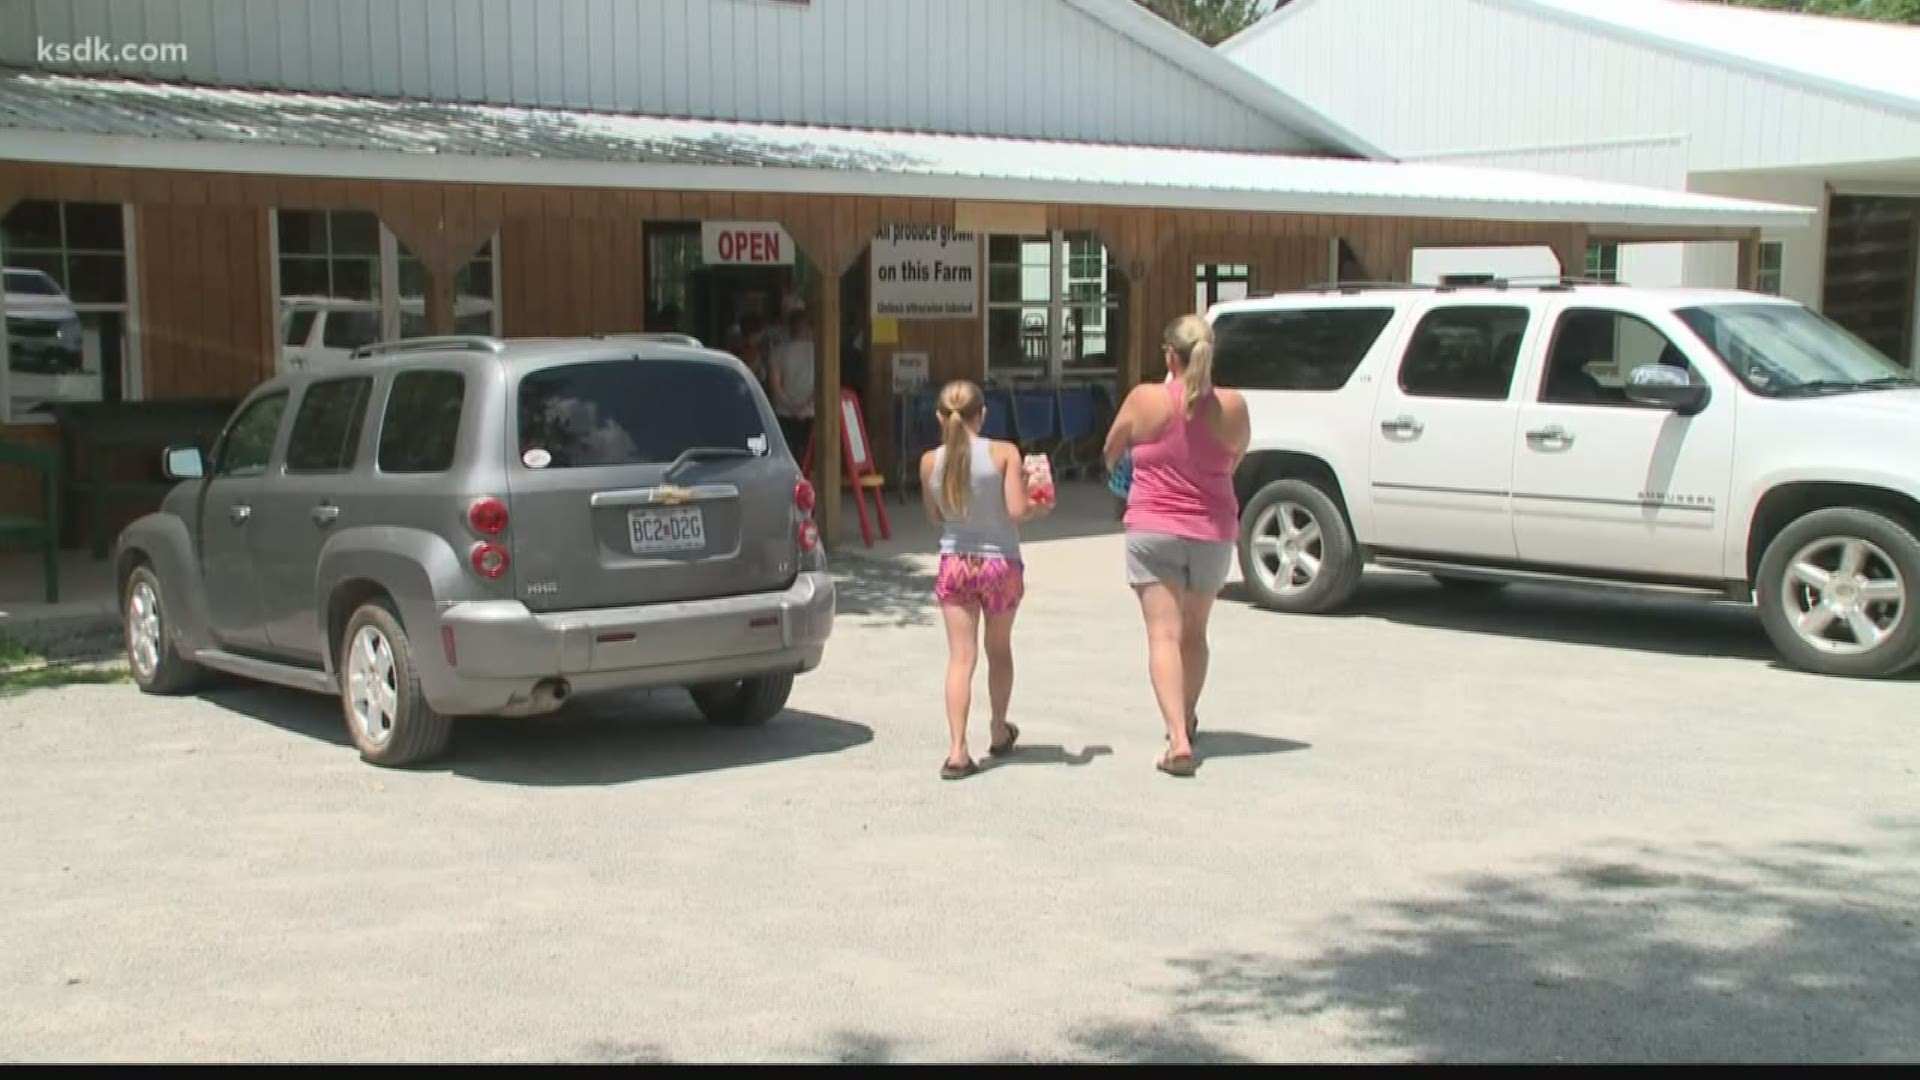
940, 758, 980, 781
988, 722, 1021, 757
1156, 751, 1198, 778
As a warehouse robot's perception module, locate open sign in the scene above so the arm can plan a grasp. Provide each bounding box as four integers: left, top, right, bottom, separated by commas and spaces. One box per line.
701, 221, 795, 266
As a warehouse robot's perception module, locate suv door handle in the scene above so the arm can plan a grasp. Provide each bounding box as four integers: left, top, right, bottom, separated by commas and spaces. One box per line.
227, 503, 252, 525
311, 503, 341, 527
1526, 425, 1576, 448
1380, 415, 1425, 437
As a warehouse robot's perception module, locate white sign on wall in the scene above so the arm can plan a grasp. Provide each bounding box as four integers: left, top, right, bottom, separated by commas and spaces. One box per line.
701, 221, 796, 266
892, 351, 930, 391
871, 225, 978, 319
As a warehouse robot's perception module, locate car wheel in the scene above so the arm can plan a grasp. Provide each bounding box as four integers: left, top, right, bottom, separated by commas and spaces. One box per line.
1434, 575, 1509, 595
338, 600, 452, 767
1756, 508, 1920, 679
690, 673, 795, 726
1237, 478, 1361, 614
123, 566, 204, 695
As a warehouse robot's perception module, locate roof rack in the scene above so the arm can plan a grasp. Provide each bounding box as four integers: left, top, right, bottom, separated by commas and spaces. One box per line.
349, 335, 505, 360
1303, 281, 1430, 294
593, 332, 705, 348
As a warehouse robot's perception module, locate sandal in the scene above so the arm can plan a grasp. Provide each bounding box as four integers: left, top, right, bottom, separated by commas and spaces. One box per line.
940, 758, 980, 781
1156, 751, 1198, 778
988, 722, 1021, 757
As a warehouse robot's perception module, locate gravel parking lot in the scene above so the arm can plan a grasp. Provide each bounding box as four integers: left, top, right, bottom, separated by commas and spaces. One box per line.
4, 492, 1916, 1062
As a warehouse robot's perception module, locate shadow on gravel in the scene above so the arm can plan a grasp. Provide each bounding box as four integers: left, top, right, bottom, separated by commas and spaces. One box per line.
198, 684, 872, 787
1118, 826, 1920, 1062
1222, 573, 1775, 664
833, 554, 937, 629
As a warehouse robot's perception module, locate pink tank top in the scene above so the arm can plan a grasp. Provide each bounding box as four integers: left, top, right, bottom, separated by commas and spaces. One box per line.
1124, 382, 1238, 543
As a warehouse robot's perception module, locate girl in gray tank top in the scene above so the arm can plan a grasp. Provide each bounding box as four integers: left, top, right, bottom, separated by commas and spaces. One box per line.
917, 380, 1052, 781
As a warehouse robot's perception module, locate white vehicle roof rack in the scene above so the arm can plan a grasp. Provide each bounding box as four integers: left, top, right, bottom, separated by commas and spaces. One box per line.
349, 336, 505, 360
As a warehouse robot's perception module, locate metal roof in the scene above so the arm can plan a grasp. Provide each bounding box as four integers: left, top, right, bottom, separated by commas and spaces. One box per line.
1228, 0, 1920, 121
0, 69, 1810, 229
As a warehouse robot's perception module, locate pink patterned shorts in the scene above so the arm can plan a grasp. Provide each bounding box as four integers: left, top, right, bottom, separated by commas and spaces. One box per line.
934, 554, 1026, 614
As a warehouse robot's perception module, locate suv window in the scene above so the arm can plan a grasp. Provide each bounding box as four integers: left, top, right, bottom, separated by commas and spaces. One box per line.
322, 310, 381, 351
282, 309, 316, 347
518, 359, 769, 469
1211, 307, 1395, 391
285, 376, 372, 474
1542, 309, 1697, 407
378, 370, 465, 474
215, 392, 289, 478
1399, 306, 1531, 401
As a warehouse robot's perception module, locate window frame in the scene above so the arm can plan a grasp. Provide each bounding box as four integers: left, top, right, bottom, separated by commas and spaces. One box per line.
984, 229, 1122, 382
0, 199, 142, 425
1755, 240, 1785, 297
1396, 304, 1533, 403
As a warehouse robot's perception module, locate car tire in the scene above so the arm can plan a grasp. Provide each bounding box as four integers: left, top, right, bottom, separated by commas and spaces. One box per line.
690, 673, 795, 727
1236, 478, 1361, 614
338, 600, 453, 767
123, 565, 204, 695
1434, 575, 1509, 595
1756, 507, 1920, 679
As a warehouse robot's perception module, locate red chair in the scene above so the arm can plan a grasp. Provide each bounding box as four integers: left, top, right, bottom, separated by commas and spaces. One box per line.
802, 389, 892, 548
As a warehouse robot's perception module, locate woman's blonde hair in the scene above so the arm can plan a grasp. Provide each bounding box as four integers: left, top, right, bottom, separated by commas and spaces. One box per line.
1165, 313, 1216, 418
936, 380, 985, 518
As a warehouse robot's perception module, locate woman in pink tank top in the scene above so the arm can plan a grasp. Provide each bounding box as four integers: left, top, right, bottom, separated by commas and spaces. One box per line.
1103, 314, 1250, 777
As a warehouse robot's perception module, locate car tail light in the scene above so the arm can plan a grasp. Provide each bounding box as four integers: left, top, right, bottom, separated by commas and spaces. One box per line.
468, 496, 509, 537
794, 478, 816, 516
470, 541, 510, 580
797, 519, 820, 553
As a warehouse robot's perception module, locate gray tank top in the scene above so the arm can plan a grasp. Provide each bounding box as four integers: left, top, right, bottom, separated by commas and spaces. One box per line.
932, 436, 1020, 560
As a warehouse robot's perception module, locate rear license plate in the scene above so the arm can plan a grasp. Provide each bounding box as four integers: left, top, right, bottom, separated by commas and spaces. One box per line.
628, 507, 705, 554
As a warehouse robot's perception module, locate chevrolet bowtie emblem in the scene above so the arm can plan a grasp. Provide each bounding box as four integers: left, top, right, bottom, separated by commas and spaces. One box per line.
655, 485, 693, 505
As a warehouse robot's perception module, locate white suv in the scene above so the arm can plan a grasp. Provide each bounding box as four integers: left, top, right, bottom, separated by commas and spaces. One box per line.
1212, 281, 1920, 678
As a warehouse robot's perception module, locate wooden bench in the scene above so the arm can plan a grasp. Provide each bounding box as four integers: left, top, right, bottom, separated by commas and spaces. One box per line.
45, 400, 236, 559
0, 439, 59, 603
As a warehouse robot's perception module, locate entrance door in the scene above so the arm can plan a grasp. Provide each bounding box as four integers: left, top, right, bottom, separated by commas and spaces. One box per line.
1510, 305, 1735, 581
1823, 194, 1919, 371
197, 390, 289, 651
1366, 303, 1533, 560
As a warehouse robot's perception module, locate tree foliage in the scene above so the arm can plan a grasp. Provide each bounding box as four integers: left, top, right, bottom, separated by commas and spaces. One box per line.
1714, 0, 1920, 23
1133, 0, 1271, 46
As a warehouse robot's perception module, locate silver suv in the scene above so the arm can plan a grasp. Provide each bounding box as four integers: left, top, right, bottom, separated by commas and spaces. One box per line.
115, 335, 835, 766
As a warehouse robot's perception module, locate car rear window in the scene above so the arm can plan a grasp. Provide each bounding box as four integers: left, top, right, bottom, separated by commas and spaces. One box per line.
517, 358, 769, 469
378, 370, 465, 474
1211, 307, 1395, 391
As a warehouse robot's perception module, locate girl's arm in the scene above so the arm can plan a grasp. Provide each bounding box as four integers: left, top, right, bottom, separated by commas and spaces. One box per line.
919, 449, 944, 526
999, 442, 1046, 523
1221, 389, 1253, 468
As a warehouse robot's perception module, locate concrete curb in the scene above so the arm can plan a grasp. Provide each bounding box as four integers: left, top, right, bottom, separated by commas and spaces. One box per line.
0, 611, 123, 668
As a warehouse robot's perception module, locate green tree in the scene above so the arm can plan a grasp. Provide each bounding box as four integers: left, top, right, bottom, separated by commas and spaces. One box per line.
1134, 0, 1274, 45
1713, 0, 1920, 23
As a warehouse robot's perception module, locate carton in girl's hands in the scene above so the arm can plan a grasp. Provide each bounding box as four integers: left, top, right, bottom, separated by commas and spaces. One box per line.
1023, 454, 1056, 506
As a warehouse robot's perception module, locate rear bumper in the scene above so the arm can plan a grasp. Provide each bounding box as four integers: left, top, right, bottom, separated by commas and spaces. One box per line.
425, 572, 835, 716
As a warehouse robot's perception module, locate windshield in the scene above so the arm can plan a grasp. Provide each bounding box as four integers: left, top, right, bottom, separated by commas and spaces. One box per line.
4, 269, 60, 297
1676, 303, 1914, 396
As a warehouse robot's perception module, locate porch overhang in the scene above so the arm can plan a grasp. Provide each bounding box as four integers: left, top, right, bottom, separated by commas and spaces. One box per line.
0, 68, 1810, 236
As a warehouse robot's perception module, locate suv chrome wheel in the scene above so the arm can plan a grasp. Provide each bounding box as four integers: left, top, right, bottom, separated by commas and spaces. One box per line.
1781, 536, 1905, 656
1248, 500, 1323, 596
346, 624, 400, 747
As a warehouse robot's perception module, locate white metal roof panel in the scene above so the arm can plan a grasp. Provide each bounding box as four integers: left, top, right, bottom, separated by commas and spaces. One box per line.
0, 70, 1810, 229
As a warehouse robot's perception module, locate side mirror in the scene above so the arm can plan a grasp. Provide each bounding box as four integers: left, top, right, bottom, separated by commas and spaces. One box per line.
162, 444, 205, 481
1624, 363, 1710, 416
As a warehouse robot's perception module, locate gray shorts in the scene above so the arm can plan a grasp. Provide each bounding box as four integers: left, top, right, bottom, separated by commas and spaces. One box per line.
1125, 531, 1235, 593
